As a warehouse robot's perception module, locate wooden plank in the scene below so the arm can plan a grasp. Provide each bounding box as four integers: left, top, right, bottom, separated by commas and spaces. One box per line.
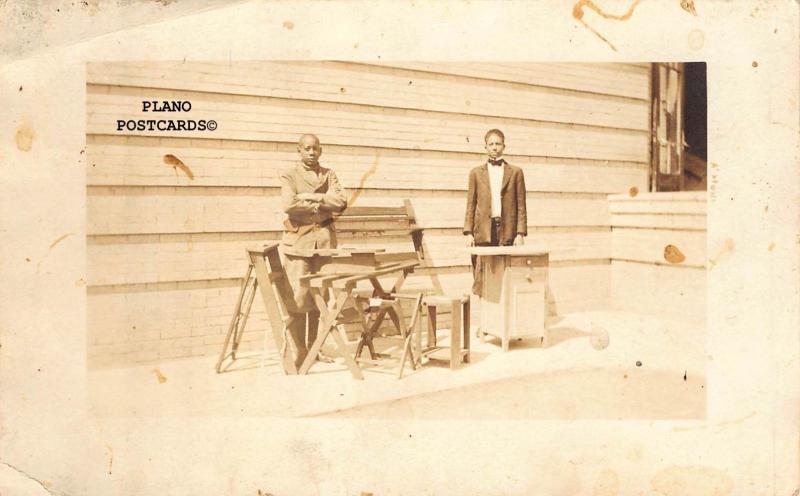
86, 88, 650, 163
86, 190, 613, 235
618, 184, 709, 218
411, 194, 612, 229
374, 251, 421, 264
86, 228, 611, 286
611, 228, 706, 267
86, 62, 650, 130
610, 213, 707, 231
610, 199, 707, 215
334, 218, 413, 232
338, 206, 408, 216
365, 62, 651, 100
86, 137, 648, 193
609, 191, 707, 202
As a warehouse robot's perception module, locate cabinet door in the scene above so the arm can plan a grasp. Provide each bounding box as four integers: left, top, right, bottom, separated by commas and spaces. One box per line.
505, 267, 545, 338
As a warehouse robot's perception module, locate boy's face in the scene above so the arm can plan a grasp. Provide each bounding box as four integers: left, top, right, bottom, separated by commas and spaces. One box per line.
484, 133, 506, 160
298, 136, 322, 166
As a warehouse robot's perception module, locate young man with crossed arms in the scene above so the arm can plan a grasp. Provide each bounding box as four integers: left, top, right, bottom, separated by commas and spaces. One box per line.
278, 134, 348, 368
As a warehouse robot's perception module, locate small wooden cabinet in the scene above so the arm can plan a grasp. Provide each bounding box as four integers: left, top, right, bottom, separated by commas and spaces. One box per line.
466, 247, 549, 351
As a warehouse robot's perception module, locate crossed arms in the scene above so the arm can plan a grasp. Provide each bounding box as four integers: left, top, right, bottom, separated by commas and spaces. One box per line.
280, 168, 348, 216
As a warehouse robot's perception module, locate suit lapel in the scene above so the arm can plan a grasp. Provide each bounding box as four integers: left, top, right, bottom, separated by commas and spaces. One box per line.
477, 163, 490, 191
500, 161, 511, 193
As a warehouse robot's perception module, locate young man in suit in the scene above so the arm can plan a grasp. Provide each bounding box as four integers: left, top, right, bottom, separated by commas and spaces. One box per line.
278, 133, 348, 368
463, 129, 528, 296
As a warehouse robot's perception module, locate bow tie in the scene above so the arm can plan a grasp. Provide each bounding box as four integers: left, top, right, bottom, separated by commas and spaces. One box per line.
489, 159, 504, 166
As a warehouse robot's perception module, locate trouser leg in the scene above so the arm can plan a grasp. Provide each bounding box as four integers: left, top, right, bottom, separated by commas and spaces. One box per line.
471, 244, 496, 297
287, 312, 308, 368
307, 310, 320, 349
470, 254, 480, 296
491, 218, 500, 246
281, 252, 314, 368
306, 255, 333, 360
471, 219, 503, 296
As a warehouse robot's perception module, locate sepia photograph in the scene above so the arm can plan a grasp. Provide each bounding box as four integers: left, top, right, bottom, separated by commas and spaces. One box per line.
85, 61, 708, 420
1, 1, 797, 494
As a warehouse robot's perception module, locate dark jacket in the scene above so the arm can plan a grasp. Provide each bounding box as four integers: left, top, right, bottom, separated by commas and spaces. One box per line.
463, 162, 527, 245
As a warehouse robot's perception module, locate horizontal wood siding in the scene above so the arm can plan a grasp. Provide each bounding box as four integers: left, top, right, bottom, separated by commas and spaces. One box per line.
86, 62, 650, 367
609, 192, 707, 325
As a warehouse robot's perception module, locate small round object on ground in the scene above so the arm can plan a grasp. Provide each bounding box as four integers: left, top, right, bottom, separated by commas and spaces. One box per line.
590, 327, 609, 350
636, 360, 642, 367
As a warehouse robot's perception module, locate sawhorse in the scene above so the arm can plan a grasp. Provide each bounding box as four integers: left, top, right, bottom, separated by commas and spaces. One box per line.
296, 259, 420, 379
215, 244, 297, 375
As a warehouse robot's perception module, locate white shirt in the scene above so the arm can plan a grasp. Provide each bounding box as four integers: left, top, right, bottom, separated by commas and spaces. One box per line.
488, 159, 504, 218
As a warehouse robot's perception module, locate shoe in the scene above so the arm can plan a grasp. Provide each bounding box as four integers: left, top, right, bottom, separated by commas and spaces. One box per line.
316, 352, 335, 364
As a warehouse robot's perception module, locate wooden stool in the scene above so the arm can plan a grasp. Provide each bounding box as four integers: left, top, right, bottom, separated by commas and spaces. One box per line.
419, 295, 470, 370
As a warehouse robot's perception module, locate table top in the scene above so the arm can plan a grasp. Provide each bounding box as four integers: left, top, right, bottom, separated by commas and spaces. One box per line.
464, 246, 550, 256
259, 246, 386, 258
304, 260, 419, 289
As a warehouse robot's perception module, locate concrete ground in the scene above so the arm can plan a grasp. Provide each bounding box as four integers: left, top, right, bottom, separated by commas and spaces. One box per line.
88, 311, 706, 420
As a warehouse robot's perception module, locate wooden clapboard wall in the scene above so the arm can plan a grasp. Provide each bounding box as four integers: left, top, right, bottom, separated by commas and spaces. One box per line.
85, 61, 651, 367
609, 192, 707, 325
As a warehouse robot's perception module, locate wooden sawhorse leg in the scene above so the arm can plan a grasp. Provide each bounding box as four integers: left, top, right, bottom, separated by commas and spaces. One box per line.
426, 304, 437, 348
299, 289, 364, 380
355, 305, 390, 361
216, 263, 255, 373
251, 252, 298, 374
397, 294, 423, 379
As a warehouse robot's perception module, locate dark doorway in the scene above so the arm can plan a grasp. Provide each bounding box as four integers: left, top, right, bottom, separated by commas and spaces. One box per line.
650, 62, 707, 191
682, 62, 707, 190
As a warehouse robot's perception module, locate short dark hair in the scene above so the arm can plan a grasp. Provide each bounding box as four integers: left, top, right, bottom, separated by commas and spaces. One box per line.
484, 129, 505, 143
298, 133, 320, 147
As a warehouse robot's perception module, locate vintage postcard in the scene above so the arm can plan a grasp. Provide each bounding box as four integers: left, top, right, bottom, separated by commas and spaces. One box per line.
1, 1, 798, 495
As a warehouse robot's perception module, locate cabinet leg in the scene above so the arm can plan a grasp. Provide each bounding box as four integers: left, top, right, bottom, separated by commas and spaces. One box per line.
450, 300, 461, 370
463, 299, 470, 364
426, 305, 437, 348
415, 307, 423, 367
502, 336, 509, 352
